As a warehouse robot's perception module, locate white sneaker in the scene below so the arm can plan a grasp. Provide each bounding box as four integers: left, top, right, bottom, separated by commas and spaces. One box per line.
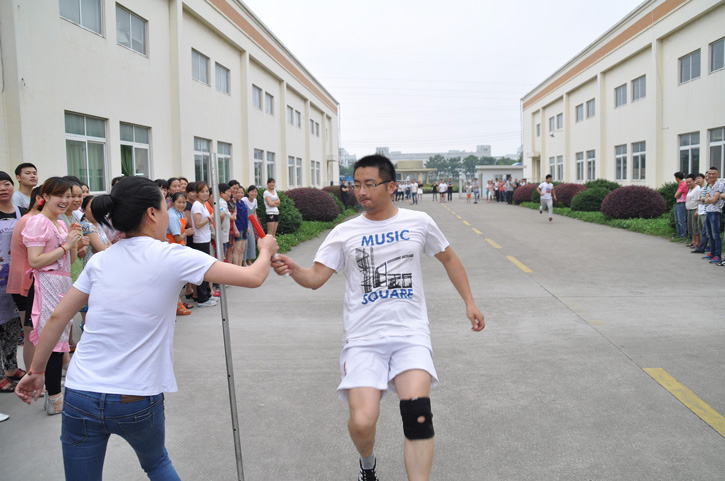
0, 412, 8, 422
197, 299, 218, 308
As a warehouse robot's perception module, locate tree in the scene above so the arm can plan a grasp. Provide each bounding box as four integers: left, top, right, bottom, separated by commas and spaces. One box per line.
479, 156, 497, 166
446, 157, 462, 178
426, 154, 447, 180
462, 155, 478, 177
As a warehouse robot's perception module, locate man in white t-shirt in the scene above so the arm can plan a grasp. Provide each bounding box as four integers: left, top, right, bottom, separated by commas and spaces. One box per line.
12, 163, 38, 209
272, 155, 484, 481
537, 174, 557, 222
438, 180, 447, 203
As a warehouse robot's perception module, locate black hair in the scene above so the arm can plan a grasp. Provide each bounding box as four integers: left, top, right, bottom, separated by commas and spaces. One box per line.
178, 176, 188, 183
195, 181, 209, 194
63, 175, 82, 187
14, 163, 36, 176
267, 178, 275, 185
81, 195, 94, 211
246, 184, 257, 195
0, 171, 14, 185
686, 174, 696, 181
167, 177, 180, 186
170, 192, 187, 203
228, 179, 240, 188
218, 182, 230, 193
80, 182, 89, 191
696, 172, 705, 179
28, 186, 42, 211
709, 166, 720, 173
155, 178, 169, 190
674, 172, 685, 180
92, 177, 163, 233
38, 177, 73, 212
353, 155, 396, 183
545, 174, 553, 180
111, 176, 124, 186
185, 182, 197, 194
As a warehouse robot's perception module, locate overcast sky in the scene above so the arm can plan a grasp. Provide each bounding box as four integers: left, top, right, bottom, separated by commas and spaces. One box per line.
242, 0, 644, 158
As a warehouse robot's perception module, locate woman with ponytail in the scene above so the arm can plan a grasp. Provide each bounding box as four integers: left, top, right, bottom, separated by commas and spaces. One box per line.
20, 177, 82, 414
16, 176, 277, 480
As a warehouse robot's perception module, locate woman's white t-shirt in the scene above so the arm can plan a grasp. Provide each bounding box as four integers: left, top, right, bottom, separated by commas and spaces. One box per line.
67, 236, 216, 395
191, 200, 212, 243
313, 208, 448, 343
243, 197, 258, 224
263, 190, 279, 215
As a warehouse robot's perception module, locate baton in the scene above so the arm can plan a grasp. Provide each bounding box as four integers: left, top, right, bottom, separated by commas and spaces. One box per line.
248, 215, 286, 275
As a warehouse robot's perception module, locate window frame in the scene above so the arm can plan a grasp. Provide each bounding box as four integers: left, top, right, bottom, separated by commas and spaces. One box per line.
286, 106, 294, 125
632, 75, 646, 102
614, 84, 627, 108
296, 157, 303, 187
65, 111, 108, 192
548, 117, 555, 132
586, 99, 595, 118
215, 63, 230, 95
575, 104, 584, 123
295, 110, 302, 129
266, 152, 276, 183
252, 85, 263, 110
632, 141, 646, 181
288, 155, 296, 186
679, 49, 701, 84
193, 136, 211, 183
191, 49, 209, 85
615, 144, 627, 180
116, 3, 147, 56
576, 152, 584, 181
253, 149, 264, 186
556, 113, 563, 130
679, 132, 700, 174
549, 156, 555, 178
586, 150, 596, 180
60, 0, 103, 35
217, 142, 231, 183
264, 92, 274, 116
119, 122, 150, 178
710, 38, 725, 73
536, 123, 540, 137
556, 155, 563, 181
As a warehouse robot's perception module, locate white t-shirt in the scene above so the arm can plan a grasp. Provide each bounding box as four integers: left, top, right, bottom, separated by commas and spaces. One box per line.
314, 208, 449, 343
11, 191, 29, 209
219, 198, 230, 242
243, 197, 258, 227
439, 182, 447, 193
412, 182, 418, 193
263, 190, 279, 215
191, 200, 212, 243
539, 182, 554, 200
67, 236, 216, 395
685, 186, 701, 210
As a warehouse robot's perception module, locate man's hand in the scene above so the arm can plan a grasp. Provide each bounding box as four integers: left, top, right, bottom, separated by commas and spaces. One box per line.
272, 254, 296, 276
467, 304, 485, 332
257, 235, 278, 258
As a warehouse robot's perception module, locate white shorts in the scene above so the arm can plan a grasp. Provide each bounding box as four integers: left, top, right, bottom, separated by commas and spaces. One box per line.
337, 335, 439, 401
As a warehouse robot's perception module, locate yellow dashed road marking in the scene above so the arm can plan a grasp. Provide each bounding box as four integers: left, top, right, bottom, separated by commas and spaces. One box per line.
644, 368, 725, 438
506, 256, 532, 273
462, 220, 471, 226
485, 238, 502, 249
472, 228, 483, 235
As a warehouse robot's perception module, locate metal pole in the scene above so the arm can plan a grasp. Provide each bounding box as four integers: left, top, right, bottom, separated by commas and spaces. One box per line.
210, 153, 245, 481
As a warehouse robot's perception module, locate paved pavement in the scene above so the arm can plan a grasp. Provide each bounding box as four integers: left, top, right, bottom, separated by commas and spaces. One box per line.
2, 196, 724, 480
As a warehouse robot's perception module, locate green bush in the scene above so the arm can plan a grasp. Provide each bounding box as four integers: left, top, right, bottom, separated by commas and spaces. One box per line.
255, 191, 302, 235
657, 181, 679, 212
329, 192, 345, 214
570, 187, 609, 212
584, 179, 621, 192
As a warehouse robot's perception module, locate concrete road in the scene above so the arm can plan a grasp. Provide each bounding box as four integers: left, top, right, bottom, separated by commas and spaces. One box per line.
1, 197, 724, 480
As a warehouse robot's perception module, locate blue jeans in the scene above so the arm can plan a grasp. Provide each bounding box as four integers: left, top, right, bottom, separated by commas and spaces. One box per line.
674, 203, 687, 237
62, 388, 180, 481
705, 212, 722, 259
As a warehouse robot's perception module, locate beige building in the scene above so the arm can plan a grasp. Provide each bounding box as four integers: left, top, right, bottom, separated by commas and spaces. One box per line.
521, 0, 725, 188
0, 0, 339, 192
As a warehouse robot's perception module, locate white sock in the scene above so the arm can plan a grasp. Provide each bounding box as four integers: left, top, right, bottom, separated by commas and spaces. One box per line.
361, 452, 376, 470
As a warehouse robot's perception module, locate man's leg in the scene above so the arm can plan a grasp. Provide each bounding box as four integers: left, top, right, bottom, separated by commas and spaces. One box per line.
347, 387, 382, 459
393, 369, 434, 481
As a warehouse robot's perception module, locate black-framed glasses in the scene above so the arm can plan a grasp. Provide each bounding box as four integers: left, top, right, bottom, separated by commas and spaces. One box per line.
353, 180, 391, 190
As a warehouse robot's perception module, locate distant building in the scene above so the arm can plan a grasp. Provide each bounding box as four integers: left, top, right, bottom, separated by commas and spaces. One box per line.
375, 145, 492, 165
521, 0, 725, 187
0, 0, 339, 191
339, 148, 357, 167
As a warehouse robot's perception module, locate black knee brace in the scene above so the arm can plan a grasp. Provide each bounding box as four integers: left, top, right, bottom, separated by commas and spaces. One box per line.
400, 397, 434, 440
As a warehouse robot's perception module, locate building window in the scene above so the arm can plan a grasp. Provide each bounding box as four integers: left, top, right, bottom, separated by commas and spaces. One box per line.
253, 149, 264, 186
215, 63, 229, 94
556, 155, 563, 181
295, 110, 302, 128
632, 75, 646, 101
709, 128, 725, 175
548, 117, 555, 132
632, 141, 646, 180
116, 4, 146, 55
615, 144, 627, 180
288, 156, 295, 186
265, 92, 274, 115
679, 132, 700, 174
252, 85, 262, 110
556, 113, 563, 130
711, 38, 724, 73
191, 50, 209, 85
120, 122, 149, 178
586, 99, 595, 118
310, 119, 315, 135
549, 157, 555, 178
575, 104, 584, 123
315, 122, 320, 137
315, 161, 321, 186
217, 142, 231, 183
266, 152, 275, 183
310, 162, 315, 186
587, 150, 596, 180
194, 137, 211, 183
296, 158, 302, 186
536, 123, 540, 137
287, 106, 294, 125
615, 84, 627, 108
65, 112, 107, 191
60, 0, 102, 34
576, 152, 584, 181
679, 49, 701, 83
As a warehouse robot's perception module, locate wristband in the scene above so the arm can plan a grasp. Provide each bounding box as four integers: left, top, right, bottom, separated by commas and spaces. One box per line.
28, 370, 45, 375
60, 245, 67, 256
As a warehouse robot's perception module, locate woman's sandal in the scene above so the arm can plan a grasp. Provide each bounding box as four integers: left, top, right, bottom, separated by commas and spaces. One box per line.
6, 369, 26, 381
0, 379, 16, 393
